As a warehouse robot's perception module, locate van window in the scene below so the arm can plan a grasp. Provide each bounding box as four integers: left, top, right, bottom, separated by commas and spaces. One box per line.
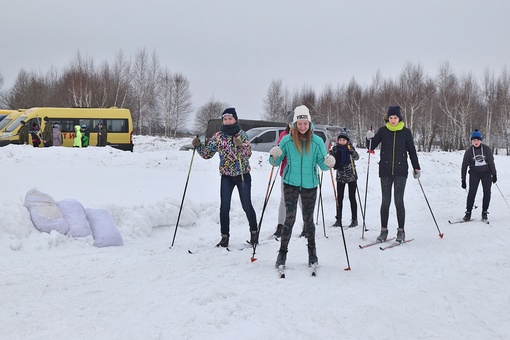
255, 131, 277, 143
314, 131, 326, 143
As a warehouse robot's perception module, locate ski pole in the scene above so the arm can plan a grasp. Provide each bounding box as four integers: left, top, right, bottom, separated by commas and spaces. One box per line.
170, 146, 197, 248
495, 183, 510, 209
316, 172, 328, 238
330, 168, 351, 271
417, 177, 444, 238
251, 162, 278, 262
362, 128, 373, 239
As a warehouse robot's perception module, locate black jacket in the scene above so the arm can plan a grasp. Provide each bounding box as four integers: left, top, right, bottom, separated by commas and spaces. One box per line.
461, 144, 496, 181
370, 125, 420, 178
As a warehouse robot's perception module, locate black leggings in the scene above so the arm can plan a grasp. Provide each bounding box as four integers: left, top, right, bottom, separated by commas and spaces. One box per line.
380, 176, 407, 229
336, 181, 357, 220
466, 171, 492, 212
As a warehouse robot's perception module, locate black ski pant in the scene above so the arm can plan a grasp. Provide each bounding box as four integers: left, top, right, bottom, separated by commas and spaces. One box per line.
336, 180, 357, 221
466, 170, 492, 212
380, 176, 407, 230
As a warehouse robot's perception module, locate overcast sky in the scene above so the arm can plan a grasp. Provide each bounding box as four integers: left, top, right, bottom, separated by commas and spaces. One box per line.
2, 0, 509, 119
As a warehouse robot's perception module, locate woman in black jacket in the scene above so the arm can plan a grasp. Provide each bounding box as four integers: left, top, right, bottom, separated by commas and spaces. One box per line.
368, 106, 421, 243
461, 129, 497, 222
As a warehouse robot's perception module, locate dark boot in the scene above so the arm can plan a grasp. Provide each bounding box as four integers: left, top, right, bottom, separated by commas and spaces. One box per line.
348, 218, 358, 228
275, 249, 288, 267
481, 211, 488, 221
396, 228, 405, 243
273, 224, 283, 237
332, 219, 342, 227
463, 210, 472, 222
216, 234, 229, 247
307, 243, 318, 265
249, 230, 259, 245
377, 227, 388, 242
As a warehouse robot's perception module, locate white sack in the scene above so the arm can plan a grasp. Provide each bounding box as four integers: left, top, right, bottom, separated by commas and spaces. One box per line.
57, 199, 92, 237
86, 208, 123, 247
24, 189, 69, 234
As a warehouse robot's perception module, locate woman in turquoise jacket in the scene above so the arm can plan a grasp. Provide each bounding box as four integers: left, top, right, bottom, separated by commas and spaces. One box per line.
269, 105, 336, 269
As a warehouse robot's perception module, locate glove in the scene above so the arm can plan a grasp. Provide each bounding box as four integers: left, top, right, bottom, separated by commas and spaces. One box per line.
413, 169, 420, 179
461, 179, 466, 189
192, 137, 201, 148
347, 143, 354, 153
234, 136, 242, 147
324, 154, 336, 168
366, 130, 375, 139
269, 146, 282, 158
492, 174, 497, 184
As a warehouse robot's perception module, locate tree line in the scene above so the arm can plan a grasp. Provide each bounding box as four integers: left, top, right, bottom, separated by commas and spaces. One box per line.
262, 63, 510, 154
1, 51, 509, 153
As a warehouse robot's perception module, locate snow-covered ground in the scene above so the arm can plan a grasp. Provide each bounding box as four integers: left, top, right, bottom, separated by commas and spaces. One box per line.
1, 136, 509, 339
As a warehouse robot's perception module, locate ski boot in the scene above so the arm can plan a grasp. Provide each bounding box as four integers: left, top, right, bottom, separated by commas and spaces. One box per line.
463, 210, 472, 222
348, 218, 358, 228
377, 227, 388, 242
249, 230, 259, 245
275, 249, 288, 268
307, 243, 318, 266
332, 219, 342, 227
216, 234, 229, 247
481, 211, 488, 221
273, 224, 283, 238
396, 228, 405, 243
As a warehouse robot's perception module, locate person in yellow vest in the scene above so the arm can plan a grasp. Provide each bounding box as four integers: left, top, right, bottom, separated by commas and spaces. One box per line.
73, 125, 82, 147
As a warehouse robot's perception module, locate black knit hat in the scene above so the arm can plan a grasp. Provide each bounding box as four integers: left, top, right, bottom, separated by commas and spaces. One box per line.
337, 129, 350, 142
387, 105, 403, 121
222, 108, 238, 121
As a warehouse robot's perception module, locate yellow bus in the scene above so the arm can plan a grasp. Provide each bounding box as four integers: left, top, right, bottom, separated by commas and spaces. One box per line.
0, 107, 134, 151
0, 109, 25, 134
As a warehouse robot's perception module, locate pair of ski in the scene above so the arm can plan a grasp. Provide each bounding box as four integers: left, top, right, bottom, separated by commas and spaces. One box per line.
277, 263, 317, 279
359, 237, 414, 250
448, 219, 490, 225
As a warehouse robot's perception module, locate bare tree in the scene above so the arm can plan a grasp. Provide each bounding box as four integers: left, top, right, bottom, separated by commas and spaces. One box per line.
4, 69, 49, 109
168, 72, 193, 136
194, 97, 227, 133
111, 49, 131, 108
63, 51, 96, 107
263, 79, 288, 121
482, 69, 497, 148
131, 48, 150, 134
495, 68, 510, 154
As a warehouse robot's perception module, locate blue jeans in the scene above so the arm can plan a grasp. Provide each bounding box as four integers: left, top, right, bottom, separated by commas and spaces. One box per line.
220, 173, 258, 235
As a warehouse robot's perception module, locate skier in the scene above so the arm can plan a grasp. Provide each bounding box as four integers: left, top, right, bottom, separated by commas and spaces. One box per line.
461, 129, 497, 222
97, 122, 108, 146
269, 105, 336, 268
73, 125, 82, 147
330, 130, 359, 228
52, 124, 63, 146
30, 123, 41, 147
81, 125, 90, 147
191, 108, 258, 247
18, 120, 29, 145
368, 105, 421, 243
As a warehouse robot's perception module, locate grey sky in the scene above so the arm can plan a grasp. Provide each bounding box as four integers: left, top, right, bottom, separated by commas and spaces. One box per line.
2, 0, 509, 119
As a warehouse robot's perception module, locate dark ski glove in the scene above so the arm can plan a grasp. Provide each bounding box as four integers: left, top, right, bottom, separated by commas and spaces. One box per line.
492, 174, 497, 184
461, 179, 466, 189
192, 137, 201, 148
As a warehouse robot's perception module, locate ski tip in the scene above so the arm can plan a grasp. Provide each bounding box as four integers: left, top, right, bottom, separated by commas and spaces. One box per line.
250, 257, 257, 262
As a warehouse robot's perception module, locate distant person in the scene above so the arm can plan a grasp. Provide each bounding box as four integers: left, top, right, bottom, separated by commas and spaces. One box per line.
30, 123, 41, 147
97, 122, 108, 146
269, 105, 336, 269
73, 125, 82, 147
18, 120, 29, 145
368, 105, 421, 243
461, 129, 497, 222
42, 116, 53, 147
329, 130, 359, 228
81, 125, 90, 147
52, 124, 63, 146
191, 108, 258, 247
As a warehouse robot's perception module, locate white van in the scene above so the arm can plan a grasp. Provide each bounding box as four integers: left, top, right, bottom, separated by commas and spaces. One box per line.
247, 124, 346, 152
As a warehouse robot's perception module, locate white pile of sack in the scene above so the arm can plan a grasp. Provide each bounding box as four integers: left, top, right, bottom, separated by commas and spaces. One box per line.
24, 188, 123, 247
